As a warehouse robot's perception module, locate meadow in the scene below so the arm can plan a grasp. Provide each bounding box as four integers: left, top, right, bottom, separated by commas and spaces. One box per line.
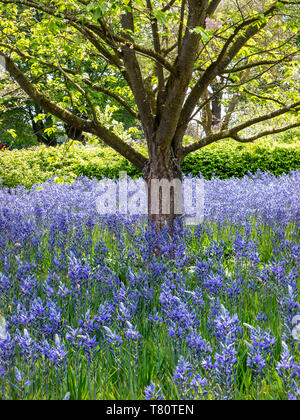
0, 171, 299, 400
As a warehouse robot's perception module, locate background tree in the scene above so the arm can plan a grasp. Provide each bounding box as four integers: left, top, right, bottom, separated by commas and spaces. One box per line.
0, 56, 139, 148
0, 0, 299, 228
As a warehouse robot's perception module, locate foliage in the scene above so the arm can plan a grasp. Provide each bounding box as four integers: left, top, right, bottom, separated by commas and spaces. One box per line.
0, 135, 299, 188
0, 102, 38, 148
182, 135, 300, 179
0, 141, 140, 188
0, 0, 299, 174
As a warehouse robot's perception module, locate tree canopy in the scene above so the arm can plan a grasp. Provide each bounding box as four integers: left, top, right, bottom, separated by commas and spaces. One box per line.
0, 1, 299, 176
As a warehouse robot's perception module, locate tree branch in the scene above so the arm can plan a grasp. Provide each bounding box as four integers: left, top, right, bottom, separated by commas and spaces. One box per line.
222, 69, 250, 130
154, 0, 209, 148
87, 19, 174, 73
232, 101, 300, 133
161, 0, 177, 13
207, 0, 222, 16
2, 55, 148, 169
146, 0, 165, 118
181, 101, 300, 156
222, 55, 297, 74
178, 0, 187, 52
242, 88, 287, 107
120, 2, 154, 141
234, 122, 300, 143
83, 80, 138, 119
173, 3, 282, 148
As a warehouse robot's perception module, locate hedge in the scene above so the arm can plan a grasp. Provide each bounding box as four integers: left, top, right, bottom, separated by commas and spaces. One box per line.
0, 138, 299, 189
182, 140, 300, 179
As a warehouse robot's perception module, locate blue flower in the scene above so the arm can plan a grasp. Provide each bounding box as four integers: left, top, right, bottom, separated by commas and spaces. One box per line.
144, 382, 165, 400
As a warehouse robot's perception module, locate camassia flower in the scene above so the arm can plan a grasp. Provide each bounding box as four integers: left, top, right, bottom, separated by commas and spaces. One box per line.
245, 324, 276, 379
0, 172, 299, 399
144, 382, 165, 400
173, 356, 208, 400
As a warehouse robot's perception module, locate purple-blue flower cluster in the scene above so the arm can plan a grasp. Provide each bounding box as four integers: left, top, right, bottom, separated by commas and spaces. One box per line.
0, 171, 299, 400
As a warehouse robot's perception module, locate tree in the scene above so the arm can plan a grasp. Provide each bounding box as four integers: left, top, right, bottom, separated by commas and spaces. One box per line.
0, 0, 299, 228
1, 55, 138, 147
0, 99, 37, 148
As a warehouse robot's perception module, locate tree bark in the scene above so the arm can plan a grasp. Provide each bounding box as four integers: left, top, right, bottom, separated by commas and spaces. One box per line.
144, 143, 183, 232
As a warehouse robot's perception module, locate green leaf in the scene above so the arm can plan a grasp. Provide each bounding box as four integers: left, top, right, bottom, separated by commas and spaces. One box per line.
192, 27, 211, 43
7, 129, 17, 138
93, 7, 101, 21
153, 10, 169, 27
276, 2, 286, 11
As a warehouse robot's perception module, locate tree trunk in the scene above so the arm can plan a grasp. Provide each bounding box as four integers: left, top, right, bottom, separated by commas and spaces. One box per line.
144, 144, 183, 232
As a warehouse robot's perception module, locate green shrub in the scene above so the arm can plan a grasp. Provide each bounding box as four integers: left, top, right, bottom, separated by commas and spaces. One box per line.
182, 139, 300, 179
0, 142, 144, 189
0, 137, 299, 189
